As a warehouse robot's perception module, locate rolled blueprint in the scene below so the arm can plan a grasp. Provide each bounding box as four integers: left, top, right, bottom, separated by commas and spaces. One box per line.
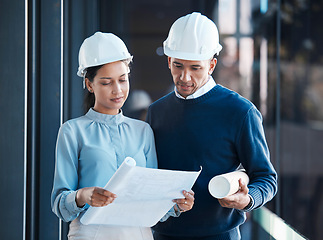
103, 156, 136, 192
208, 170, 249, 199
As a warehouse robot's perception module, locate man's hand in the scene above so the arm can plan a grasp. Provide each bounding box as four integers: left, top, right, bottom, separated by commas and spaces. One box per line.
218, 178, 250, 210
76, 187, 117, 208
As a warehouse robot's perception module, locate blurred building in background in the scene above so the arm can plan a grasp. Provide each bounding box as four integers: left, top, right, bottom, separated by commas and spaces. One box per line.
1, 0, 322, 239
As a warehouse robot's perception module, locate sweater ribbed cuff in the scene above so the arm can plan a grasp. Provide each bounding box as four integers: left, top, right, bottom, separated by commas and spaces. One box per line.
248, 187, 263, 210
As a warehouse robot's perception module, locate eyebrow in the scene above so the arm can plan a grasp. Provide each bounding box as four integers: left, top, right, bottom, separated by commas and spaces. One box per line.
173, 61, 183, 65
173, 61, 201, 67
99, 73, 127, 79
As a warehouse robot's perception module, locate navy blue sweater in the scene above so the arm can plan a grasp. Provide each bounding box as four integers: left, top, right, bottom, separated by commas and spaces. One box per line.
147, 85, 277, 239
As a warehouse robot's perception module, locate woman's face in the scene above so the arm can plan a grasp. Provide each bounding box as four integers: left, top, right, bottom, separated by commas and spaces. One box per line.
86, 61, 129, 115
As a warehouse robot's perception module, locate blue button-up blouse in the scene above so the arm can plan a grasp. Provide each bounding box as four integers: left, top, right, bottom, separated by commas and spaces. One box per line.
51, 108, 158, 222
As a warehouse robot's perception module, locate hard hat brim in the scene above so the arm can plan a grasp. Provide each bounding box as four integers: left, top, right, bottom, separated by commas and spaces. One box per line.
77, 55, 133, 77
164, 44, 222, 61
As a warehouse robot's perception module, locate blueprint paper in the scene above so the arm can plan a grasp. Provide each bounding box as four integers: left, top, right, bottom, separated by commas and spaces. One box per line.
80, 157, 201, 227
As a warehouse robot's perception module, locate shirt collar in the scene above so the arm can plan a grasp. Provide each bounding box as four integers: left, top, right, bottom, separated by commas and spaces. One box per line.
175, 76, 216, 100
85, 108, 125, 125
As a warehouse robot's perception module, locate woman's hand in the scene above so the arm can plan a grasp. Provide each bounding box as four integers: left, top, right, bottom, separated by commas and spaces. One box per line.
173, 190, 195, 212
76, 187, 117, 208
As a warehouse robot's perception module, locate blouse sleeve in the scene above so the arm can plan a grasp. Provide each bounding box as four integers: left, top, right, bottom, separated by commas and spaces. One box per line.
51, 122, 87, 222
144, 124, 158, 169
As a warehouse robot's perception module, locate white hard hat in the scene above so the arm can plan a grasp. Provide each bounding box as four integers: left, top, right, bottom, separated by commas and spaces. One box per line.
163, 12, 222, 60
77, 32, 133, 77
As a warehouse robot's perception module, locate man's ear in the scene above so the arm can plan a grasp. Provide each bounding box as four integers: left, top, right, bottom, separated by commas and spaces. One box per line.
168, 57, 172, 69
208, 58, 217, 75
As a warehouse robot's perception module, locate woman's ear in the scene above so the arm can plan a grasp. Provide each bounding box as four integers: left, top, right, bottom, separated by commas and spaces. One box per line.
85, 78, 93, 93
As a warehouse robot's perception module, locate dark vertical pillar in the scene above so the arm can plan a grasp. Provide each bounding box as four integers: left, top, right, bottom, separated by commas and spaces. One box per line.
38, 0, 62, 239
0, 0, 26, 239
26, 0, 41, 239
275, 0, 282, 217
63, 0, 99, 122
26, 0, 62, 239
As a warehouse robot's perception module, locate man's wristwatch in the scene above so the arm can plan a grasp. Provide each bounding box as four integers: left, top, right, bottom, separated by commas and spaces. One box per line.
243, 194, 254, 211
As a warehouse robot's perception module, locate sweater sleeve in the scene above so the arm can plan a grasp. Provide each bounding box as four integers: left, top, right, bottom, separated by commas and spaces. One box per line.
236, 107, 278, 210
51, 122, 87, 222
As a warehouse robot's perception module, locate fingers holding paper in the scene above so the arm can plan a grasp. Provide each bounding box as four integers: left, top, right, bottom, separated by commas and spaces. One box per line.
76, 187, 117, 208
173, 190, 195, 212
218, 179, 250, 210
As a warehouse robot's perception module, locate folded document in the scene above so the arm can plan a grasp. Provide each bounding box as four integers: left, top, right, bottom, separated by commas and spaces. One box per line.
80, 157, 201, 227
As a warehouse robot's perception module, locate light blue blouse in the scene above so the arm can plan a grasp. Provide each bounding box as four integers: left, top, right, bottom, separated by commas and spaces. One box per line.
51, 108, 158, 222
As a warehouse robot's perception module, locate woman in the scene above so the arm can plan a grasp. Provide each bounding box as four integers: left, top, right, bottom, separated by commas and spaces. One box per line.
51, 32, 194, 240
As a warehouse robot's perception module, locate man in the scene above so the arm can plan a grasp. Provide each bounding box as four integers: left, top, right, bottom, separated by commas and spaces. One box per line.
146, 12, 277, 240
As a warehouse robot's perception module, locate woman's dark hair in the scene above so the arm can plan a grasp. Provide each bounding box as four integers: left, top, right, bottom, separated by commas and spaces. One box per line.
83, 59, 132, 113
83, 64, 104, 113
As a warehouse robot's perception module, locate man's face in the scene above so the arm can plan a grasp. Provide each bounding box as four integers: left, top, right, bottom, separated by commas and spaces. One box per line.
168, 57, 217, 98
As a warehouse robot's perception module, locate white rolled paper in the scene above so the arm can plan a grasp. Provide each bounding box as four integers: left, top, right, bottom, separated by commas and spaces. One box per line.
208, 170, 249, 199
